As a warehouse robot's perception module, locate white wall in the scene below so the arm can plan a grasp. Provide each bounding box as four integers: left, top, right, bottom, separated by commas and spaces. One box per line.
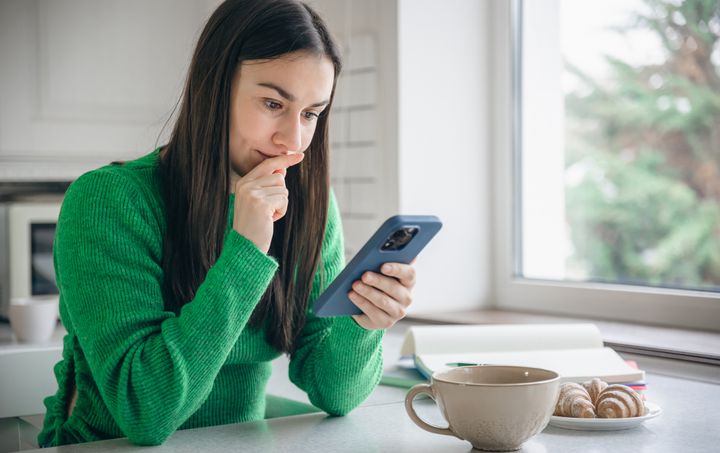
397, 0, 493, 313
310, 0, 399, 260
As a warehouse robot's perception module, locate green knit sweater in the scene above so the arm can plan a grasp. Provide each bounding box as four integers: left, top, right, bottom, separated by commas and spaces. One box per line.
38, 150, 384, 447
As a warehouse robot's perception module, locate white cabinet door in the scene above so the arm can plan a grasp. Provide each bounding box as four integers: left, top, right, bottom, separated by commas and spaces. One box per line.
0, 0, 221, 181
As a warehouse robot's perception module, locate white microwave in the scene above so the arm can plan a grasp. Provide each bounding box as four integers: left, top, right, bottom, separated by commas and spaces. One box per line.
0, 199, 63, 320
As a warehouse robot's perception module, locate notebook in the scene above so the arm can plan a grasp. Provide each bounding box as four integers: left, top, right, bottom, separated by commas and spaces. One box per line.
398, 323, 645, 384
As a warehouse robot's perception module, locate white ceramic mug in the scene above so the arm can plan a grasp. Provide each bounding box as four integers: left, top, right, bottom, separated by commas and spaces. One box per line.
405, 365, 560, 452
8, 296, 60, 343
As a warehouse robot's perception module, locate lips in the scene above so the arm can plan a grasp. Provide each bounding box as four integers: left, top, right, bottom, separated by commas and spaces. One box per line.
256, 150, 275, 159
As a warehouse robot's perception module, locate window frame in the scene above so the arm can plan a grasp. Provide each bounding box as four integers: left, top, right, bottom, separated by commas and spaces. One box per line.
491, 0, 720, 332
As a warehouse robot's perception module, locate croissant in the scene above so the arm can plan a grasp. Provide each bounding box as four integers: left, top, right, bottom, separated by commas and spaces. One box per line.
582, 378, 608, 405
554, 383, 596, 418
595, 384, 645, 418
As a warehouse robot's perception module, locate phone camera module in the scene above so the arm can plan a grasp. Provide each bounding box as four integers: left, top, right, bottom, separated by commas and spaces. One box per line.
381, 226, 419, 251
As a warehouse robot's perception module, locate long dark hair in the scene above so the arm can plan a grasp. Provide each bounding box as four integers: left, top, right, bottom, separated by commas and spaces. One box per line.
159, 0, 341, 354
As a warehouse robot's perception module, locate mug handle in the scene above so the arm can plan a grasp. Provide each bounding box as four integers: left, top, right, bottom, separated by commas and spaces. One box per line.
404, 383, 461, 439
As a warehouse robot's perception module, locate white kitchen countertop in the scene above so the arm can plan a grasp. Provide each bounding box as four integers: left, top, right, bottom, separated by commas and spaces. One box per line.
2, 315, 720, 452
0, 322, 65, 353
4, 319, 719, 453
0, 322, 65, 423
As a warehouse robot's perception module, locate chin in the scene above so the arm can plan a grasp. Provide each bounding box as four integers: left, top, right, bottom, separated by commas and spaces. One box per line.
229, 161, 247, 178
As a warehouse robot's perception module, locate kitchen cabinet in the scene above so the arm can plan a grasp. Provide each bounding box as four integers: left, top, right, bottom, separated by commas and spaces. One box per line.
0, 0, 221, 181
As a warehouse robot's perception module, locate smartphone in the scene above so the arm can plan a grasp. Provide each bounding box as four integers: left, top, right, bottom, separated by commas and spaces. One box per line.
313, 215, 442, 317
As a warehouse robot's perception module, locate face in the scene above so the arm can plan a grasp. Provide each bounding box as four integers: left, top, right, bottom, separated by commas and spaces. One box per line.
228, 51, 335, 181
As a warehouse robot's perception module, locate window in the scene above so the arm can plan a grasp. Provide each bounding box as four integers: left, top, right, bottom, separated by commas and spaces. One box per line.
492, 0, 720, 330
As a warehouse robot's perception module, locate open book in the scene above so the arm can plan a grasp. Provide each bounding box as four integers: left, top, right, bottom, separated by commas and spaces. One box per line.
398, 324, 645, 385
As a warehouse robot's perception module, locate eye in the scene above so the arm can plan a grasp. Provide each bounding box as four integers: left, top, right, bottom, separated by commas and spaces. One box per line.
303, 111, 320, 121
264, 100, 282, 111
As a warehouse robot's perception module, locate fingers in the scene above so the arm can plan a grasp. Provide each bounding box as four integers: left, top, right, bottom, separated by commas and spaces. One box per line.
348, 291, 397, 329
255, 173, 287, 188
252, 186, 288, 197
350, 279, 409, 319
234, 173, 286, 198
347, 262, 417, 330
234, 154, 301, 194
358, 271, 412, 307
379, 263, 416, 289
241, 186, 288, 205
271, 199, 288, 221
238, 186, 289, 221
255, 189, 289, 221
244, 153, 304, 181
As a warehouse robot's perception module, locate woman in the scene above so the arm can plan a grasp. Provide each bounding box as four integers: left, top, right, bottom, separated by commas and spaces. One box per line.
38, 0, 415, 447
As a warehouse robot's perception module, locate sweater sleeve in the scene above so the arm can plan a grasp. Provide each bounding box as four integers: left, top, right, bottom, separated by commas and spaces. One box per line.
288, 191, 384, 415
55, 170, 278, 446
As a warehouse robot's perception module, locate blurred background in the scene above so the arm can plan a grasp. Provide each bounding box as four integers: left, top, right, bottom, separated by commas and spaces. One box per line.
0, 1, 718, 450
0, 0, 718, 323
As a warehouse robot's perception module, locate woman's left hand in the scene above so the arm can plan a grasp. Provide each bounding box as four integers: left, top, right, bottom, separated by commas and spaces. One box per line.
349, 262, 416, 330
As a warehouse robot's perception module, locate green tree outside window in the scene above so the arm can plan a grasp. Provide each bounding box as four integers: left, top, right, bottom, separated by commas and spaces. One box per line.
564, 0, 720, 290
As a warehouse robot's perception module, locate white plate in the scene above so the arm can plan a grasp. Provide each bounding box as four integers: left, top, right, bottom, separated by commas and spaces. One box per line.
548, 402, 662, 431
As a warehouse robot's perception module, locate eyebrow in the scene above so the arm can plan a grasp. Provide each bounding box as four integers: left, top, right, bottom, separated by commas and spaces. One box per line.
257, 82, 329, 108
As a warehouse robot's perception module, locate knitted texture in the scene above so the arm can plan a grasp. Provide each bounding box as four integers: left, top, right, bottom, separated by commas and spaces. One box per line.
38, 150, 384, 446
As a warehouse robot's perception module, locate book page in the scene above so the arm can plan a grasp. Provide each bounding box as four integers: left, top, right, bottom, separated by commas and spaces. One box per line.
400, 324, 604, 356
415, 347, 645, 384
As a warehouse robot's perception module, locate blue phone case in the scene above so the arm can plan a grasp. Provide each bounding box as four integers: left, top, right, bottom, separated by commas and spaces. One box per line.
313, 215, 442, 317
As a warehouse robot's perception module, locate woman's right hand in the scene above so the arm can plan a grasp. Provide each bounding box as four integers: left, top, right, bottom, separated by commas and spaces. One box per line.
232, 153, 304, 254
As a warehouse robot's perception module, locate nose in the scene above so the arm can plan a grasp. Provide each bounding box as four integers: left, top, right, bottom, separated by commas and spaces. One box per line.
273, 116, 303, 152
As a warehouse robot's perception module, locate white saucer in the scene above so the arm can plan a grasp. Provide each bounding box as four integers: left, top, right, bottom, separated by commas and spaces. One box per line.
548, 402, 662, 431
